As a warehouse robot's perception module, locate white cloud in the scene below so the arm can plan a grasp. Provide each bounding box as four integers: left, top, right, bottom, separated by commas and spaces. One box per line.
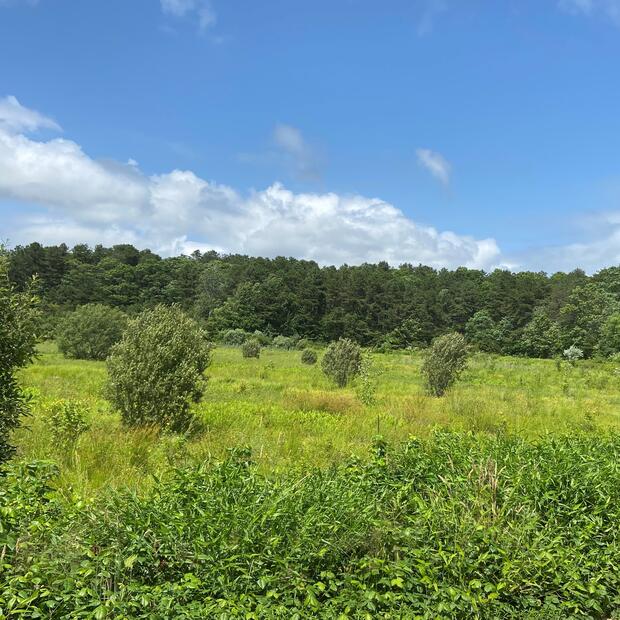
558, 0, 620, 25
0, 96, 61, 134
416, 148, 451, 186
160, 0, 216, 30
273, 124, 321, 180
0, 97, 501, 269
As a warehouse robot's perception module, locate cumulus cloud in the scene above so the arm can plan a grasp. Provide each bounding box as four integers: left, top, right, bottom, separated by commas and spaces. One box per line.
160, 0, 216, 30
416, 148, 451, 186
0, 96, 61, 133
558, 0, 620, 25
0, 96, 500, 269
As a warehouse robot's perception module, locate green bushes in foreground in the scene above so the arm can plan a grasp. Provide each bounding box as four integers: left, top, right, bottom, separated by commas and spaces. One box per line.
3, 432, 620, 618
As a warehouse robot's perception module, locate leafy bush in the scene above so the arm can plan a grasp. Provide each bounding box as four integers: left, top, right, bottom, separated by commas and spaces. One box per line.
44, 399, 90, 451
252, 330, 272, 346
5, 433, 620, 618
56, 303, 127, 361
465, 310, 498, 353
422, 332, 468, 396
220, 328, 250, 346
0, 252, 39, 465
301, 348, 317, 365
563, 345, 584, 365
321, 338, 362, 387
272, 335, 296, 349
242, 339, 261, 358
106, 305, 212, 432
520, 308, 562, 358
296, 338, 311, 350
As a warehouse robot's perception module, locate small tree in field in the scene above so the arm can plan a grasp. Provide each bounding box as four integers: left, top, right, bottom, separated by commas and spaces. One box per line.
57, 303, 127, 361
242, 339, 261, 358
301, 348, 317, 365
106, 305, 212, 432
422, 332, 468, 397
0, 252, 39, 464
321, 338, 362, 387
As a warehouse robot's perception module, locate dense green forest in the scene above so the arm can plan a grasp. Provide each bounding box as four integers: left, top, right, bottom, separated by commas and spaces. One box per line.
8, 242, 620, 358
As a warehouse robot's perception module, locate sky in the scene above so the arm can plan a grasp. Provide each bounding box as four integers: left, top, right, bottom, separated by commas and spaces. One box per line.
1, 0, 620, 272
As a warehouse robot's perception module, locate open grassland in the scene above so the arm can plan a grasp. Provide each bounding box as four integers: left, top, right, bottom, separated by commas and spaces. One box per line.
14, 341, 620, 495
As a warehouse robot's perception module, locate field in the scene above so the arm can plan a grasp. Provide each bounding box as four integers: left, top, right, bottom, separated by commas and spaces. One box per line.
5, 344, 620, 618
14, 342, 620, 495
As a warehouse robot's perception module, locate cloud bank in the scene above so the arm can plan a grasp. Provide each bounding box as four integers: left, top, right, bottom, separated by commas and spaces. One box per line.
0, 96, 501, 269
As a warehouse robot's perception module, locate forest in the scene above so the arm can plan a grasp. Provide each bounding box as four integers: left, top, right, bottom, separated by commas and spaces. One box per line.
7, 241, 620, 358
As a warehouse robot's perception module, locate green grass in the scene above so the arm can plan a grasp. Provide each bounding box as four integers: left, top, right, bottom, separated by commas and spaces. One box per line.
13, 342, 620, 496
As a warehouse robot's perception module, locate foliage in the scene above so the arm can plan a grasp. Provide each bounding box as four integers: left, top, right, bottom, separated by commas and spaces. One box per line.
0, 251, 39, 465
563, 345, 584, 366
301, 348, 318, 365
44, 399, 90, 451
4, 433, 620, 618
272, 335, 297, 350
252, 330, 272, 346
382, 317, 425, 350
242, 338, 261, 358
220, 328, 250, 346
465, 310, 499, 353
598, 313, 620, 358
520, 308, 562, 359
355, 352, 380, 406
106, 305, 212, 432
56, 303, 127, 360
321, 337, 363, 387
422, 332, 468, 397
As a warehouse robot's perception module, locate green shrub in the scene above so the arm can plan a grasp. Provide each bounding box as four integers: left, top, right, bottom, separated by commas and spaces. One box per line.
56, 303, 127, 361
221, 328, 250, 346
301, 348, 317, 365
106, 305, 212, 432
242, 339, 261, 358
44, 399, 90, 451
296, 338, 311, 350
321, 338, 362, 387
0, 252, 40, 465
272, 335, 296, 349
422, 332, 468, 396
252, 330, 272, 346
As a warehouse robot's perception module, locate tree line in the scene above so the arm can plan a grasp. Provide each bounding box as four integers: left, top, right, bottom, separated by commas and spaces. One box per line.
7, 241, 620, 358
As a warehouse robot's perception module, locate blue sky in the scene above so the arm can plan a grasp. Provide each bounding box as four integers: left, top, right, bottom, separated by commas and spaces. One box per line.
1, 0, 620, 271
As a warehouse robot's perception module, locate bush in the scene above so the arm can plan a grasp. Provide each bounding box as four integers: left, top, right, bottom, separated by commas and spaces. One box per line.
221, 328, 250, 346
296, 338, 311, 350
44, 400, 90, 451
106, 305, 212, 432
252, 330, 272, 346
301, 348, 317, 365
321, 338, 362, 387
272, 335, 296, 350
422, 332, 468, 397
56, 304, 127, 361
0, 252, 40, 465
242, 339, 261, 358
563, 345, 584, 365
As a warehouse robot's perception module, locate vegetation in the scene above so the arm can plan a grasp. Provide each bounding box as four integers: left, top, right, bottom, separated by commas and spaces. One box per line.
242, 338, 261, 358
56, 303, 127, 360
321, 337, 363, 387
301, 348, 318, 365
106, 305, 212, 432
0, 252, 39, 465
422, 332, 469, 397
10, 242, 620, 359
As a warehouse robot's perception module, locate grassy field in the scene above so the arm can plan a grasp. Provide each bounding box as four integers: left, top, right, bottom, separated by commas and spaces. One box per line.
14, 341, 620, 495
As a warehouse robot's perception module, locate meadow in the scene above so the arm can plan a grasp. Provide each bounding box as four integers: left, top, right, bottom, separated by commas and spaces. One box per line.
14, 341, 620, 495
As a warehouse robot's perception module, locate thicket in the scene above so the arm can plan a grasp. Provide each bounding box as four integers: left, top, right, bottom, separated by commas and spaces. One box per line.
106, 305, 212, 432
3, 433, 620, 618
321, 338, 363, 387
9, 241, 620, 359
56, 303, 127, 360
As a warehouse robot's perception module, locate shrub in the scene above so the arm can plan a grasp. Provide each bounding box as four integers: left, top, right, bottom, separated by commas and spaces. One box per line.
221, 328, 250, 346
422, 332, 468, 397
301, 348, 317, 365
563, 345, 584, 365
321, 338, 362, 387
520, 308, 562, 359
106, 305, 212, 432
272, 335, 296, 349
56, 303, 127, 361
252, 330, 272, 346
44, 400, 90, 451
242, 339, 261, 358
296, 338, 311, 350
0, 252, 40, 465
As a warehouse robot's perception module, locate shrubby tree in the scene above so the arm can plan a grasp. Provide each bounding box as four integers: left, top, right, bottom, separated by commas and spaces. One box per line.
321, 338, 362, 387
57, 303, 127, 360
0, 252, 39, 464
242, 339, 261, 358
422, 332, 468, 397
382, 317, 425, 350
220, 328, 249, 346
465, 310, 498, 353
563, 345, 584, 366
272, 335, 297, 350
519, 308, 561, 359
598, 313, 620, 358
106, 305, 212, 432
301, 348, 318, 365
